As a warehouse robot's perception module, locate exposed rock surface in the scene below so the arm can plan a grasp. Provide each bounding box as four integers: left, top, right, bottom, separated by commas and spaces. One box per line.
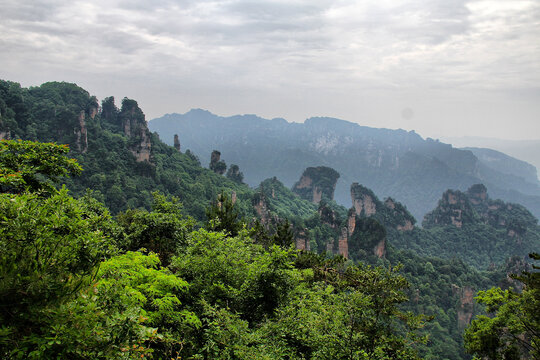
424, 184, 538, 244
295, 228, 310, 251
118, 98, 152, 163
384, 198, 416, 231
74, 110, 88, 153
210, 150, 226, 174
452, 284, 475, 329
423, 189, 477, 228
174, 134, 181, 152
351, 183, 377, 216
292, 166, 340, 204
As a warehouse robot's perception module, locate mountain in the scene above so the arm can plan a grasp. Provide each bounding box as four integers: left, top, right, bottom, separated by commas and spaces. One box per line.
3, 79, 538, 359
149, 110, 540, 220
441, 136, 540, 178
0, 81, 255, 219
464, 147, 539, 187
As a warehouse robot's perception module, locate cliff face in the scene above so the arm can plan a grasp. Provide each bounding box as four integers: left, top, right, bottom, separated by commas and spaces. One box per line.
210, 150, 226, 174
351, 183, 377, 217
351, 183, 415, 232
423, 189, 478, 228
292, 166, 340, 204
424, 184, 538, 243
173, 134, 181, 152
74, 110, 88, 153
452, 284, 475, 329
119, 99, 152, 163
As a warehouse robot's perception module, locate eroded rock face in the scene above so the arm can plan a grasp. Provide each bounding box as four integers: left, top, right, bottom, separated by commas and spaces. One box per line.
89, 105, 98, 120
119, 98, 153, 163
132, 132, 152, 162
292, 166, 340, 204
75, 110, 88, 153
295, 229, 310, 251
338, 227, 349, 258
351, 183, 378, 216
253, 192, 272, 226
467, 183, 487, 205
422, 189, 476, 229
384, 198, 415, 231
210, 150, 226, 174
397, 221, 414, 231
452, 284, 475, 329
373, 240, 386, 258
174, 134, 181, 152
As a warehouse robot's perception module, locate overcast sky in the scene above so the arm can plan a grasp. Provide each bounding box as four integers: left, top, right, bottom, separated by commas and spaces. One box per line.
1, 0, 539, 140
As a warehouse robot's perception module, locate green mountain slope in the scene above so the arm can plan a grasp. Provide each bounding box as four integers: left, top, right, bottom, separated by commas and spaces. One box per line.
0, 80, 254, 220
149, 110, 540, 221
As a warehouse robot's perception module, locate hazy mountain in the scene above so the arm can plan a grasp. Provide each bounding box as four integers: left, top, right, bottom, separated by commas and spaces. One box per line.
441, 136, 540, 178
149, 110, 540, 221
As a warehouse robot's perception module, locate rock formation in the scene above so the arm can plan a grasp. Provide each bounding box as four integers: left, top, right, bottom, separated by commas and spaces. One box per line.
173, 134, 181, 152
422, 189, 478, 228
424, 184, 537, 245
351, 183, 378, 217
292, 166, 340, 204
74, 110, 88, 153
118, 98, 152, 163
295, 228, 310, 251
253, 192, 272, 226
384, 198, 416, 231
210, 150, 227, 174
452, 284, 475, 329
226, 164, 244, 183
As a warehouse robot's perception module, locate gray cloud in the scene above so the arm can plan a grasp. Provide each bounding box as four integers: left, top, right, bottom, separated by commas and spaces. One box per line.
0, 0, 539, 140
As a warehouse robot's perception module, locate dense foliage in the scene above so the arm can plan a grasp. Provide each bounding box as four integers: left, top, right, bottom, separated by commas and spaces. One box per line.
464, 253, 540, 359
1, 80, 538, 359
0, 80, 254, 220
0, 140, 430, 359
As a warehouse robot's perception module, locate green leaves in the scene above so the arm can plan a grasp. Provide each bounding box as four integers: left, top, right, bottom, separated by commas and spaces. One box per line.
0, 140, 81, 194
464, 254, 540, 359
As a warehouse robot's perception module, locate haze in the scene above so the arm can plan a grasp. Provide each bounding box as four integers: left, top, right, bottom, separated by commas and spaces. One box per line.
1, 0, 539, 141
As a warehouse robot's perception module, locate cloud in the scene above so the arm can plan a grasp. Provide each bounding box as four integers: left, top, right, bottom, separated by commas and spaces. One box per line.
0, 0, 539, 139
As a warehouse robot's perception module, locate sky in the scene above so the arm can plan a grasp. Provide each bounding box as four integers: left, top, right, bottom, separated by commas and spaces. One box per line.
1, 0, 539, 140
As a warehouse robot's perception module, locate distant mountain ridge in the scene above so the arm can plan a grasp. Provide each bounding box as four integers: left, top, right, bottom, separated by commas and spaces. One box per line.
149, 109, 540, 220
442, 136, 540, 176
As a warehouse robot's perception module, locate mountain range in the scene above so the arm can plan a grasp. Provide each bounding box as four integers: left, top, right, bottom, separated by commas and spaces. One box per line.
149, 109, 540, 221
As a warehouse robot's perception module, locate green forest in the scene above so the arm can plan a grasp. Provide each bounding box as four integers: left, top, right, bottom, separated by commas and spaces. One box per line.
0, 80, 538, 359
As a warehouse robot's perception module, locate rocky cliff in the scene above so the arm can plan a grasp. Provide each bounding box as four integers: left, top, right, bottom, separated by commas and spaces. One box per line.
422, 189, 478, 228
119, 98, 152, 163
149, 109, 540, 221
424, 184, 538, 240
452, 284, 475, 329
350, 183, 416, 231
210, 150, 226, 174
101, 96, 153, 163
173, 134, 181, 152
292, 166, 340, 204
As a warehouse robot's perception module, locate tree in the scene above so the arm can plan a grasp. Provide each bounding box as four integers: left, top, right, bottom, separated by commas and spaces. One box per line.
205, 191, 243, 237
257, 261, 428, 359
117, 192, 194, 266
0, 140, 81, 194
0, 189, 117, 356
464, 253, 540, 359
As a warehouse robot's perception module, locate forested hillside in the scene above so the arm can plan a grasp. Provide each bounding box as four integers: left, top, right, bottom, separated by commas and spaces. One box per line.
1, 80, 538, 359
0, 80, 254, 220
149, 110, 540, 221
